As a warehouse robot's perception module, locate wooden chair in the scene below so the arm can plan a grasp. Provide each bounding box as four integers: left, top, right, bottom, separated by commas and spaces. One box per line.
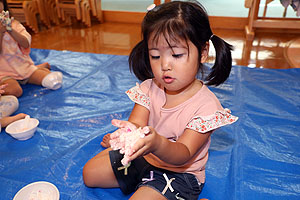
7, 0, 39, 33
44, 0, 60, 25
80, 0, 91, 26
56, 0, 91, 27
88, 0, 102, 22
33, 0, 51, 28
153, 0, 171, 5
245, 0, 300, 40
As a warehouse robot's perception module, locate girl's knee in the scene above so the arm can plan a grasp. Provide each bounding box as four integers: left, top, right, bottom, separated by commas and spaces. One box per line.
2, 79, 23, 97
82, 151, 117, 188
82, 164, 92, 186
82, 162, 97, 187
13, 87, 23, 97
6, 85, 23, 97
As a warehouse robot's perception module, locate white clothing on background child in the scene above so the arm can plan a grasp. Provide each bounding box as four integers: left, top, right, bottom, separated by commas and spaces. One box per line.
0, 95, 18, 117
0, 95, 18, 132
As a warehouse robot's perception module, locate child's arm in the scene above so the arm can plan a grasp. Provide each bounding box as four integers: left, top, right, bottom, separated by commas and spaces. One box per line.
113, 103, 210, 166
128, 103, 150, 128
7, 28, 30, 49
0, 11, 30, 49
0, 23, 6, 53
1, 113, 27, 128
129, 127, 212, 166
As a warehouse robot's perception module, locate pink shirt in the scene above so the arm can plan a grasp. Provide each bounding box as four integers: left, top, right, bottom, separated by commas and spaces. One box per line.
126, 79, 238, 183
0, 20, 36, 80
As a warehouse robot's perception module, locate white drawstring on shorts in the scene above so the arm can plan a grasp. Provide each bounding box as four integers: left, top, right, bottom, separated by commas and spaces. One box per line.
162, 173, 175, 195
117, 162, 131, 175
175, 193, 185, 200
142, 171, 155, 184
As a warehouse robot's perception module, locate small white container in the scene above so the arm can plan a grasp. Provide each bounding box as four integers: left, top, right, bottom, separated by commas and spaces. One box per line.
5, 116, 39, 140
42, 71, 63, 90
13, 181, 59, 200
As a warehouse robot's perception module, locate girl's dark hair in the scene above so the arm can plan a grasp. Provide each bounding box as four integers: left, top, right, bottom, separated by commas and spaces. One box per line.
1, 0, 9, 12
129, 0, 233, 86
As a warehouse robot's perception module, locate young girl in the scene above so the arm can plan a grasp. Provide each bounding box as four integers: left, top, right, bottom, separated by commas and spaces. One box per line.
0, 83, 26, 132
0, 0, 62, 98
83, 1, 238, 199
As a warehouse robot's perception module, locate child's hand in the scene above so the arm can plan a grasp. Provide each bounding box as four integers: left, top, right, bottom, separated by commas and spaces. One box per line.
1, 113, 27, 128
0, 83, 8, 95
126, 126, 161, 162
100, 119, 139, 149
109, 119, 138, 151
0, 11, 13, 32
109, 120, 151, 165
110, 119, 137, 136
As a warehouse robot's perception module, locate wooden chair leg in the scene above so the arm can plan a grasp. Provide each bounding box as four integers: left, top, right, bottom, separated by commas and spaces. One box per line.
94, 0, 102, 22
81, 0, 91, 27
245, 0, 259, 41
75, 0, 82, 20
153, 0, 160, 5
23, 1, 39, 33
55, 0, 62, 18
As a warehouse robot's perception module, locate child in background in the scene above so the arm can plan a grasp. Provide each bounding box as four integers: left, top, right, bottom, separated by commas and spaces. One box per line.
0, 0, 62, 98
83, 1, 238, 200
0, 83, 26, 132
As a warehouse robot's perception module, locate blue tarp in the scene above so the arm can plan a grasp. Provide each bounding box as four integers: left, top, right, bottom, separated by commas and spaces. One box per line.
0, 49, 299, 200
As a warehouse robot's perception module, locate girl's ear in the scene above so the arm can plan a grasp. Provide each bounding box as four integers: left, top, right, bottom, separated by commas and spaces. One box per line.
200, 42, 209, 63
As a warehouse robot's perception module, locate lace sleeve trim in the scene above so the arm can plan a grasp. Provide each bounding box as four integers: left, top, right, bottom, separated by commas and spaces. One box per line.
126, 83, 150, 110
186, 108, 238, 133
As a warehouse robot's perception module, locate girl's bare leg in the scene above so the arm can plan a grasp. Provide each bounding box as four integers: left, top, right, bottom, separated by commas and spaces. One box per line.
100, 133, 111, 148
82, 148, 119, 188
1, 78, 23, 97
130, 186, 167, 200
28, 68, 51, 85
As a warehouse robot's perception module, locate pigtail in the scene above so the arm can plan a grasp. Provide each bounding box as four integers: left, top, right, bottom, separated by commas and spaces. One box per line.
205, 35, 233, 86
2, 0, 9, 12
128, 40, 153, 81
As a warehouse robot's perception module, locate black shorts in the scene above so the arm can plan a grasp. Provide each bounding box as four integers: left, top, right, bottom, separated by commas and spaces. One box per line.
109, 150, 204, 200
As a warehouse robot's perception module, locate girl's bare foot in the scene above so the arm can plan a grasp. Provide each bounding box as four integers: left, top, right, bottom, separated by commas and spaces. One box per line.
100, 134, 111, 148
37, 62, 51, 70
1, 113, 27, 128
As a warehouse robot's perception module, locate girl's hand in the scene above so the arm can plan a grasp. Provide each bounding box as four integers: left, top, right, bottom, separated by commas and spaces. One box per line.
0, 83, 8, 95
109, 119, 138, 151
110, 119, 137, 139
1, 113, 27, 128
109, 119, 162, 164
126, 126, 162, 162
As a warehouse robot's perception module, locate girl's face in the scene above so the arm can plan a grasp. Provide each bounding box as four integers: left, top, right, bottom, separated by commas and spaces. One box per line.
148, 33, 208, 95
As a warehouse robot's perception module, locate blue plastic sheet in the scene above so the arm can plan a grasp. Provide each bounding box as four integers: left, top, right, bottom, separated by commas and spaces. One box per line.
0, 49, 299, 199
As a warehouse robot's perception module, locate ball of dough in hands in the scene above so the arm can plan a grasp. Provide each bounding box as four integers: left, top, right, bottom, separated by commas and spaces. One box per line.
110, 126, 149, 165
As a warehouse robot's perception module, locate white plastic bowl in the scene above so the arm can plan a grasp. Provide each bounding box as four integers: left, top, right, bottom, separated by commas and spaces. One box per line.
5, 117, 39, 140
13, 181, 59, 200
